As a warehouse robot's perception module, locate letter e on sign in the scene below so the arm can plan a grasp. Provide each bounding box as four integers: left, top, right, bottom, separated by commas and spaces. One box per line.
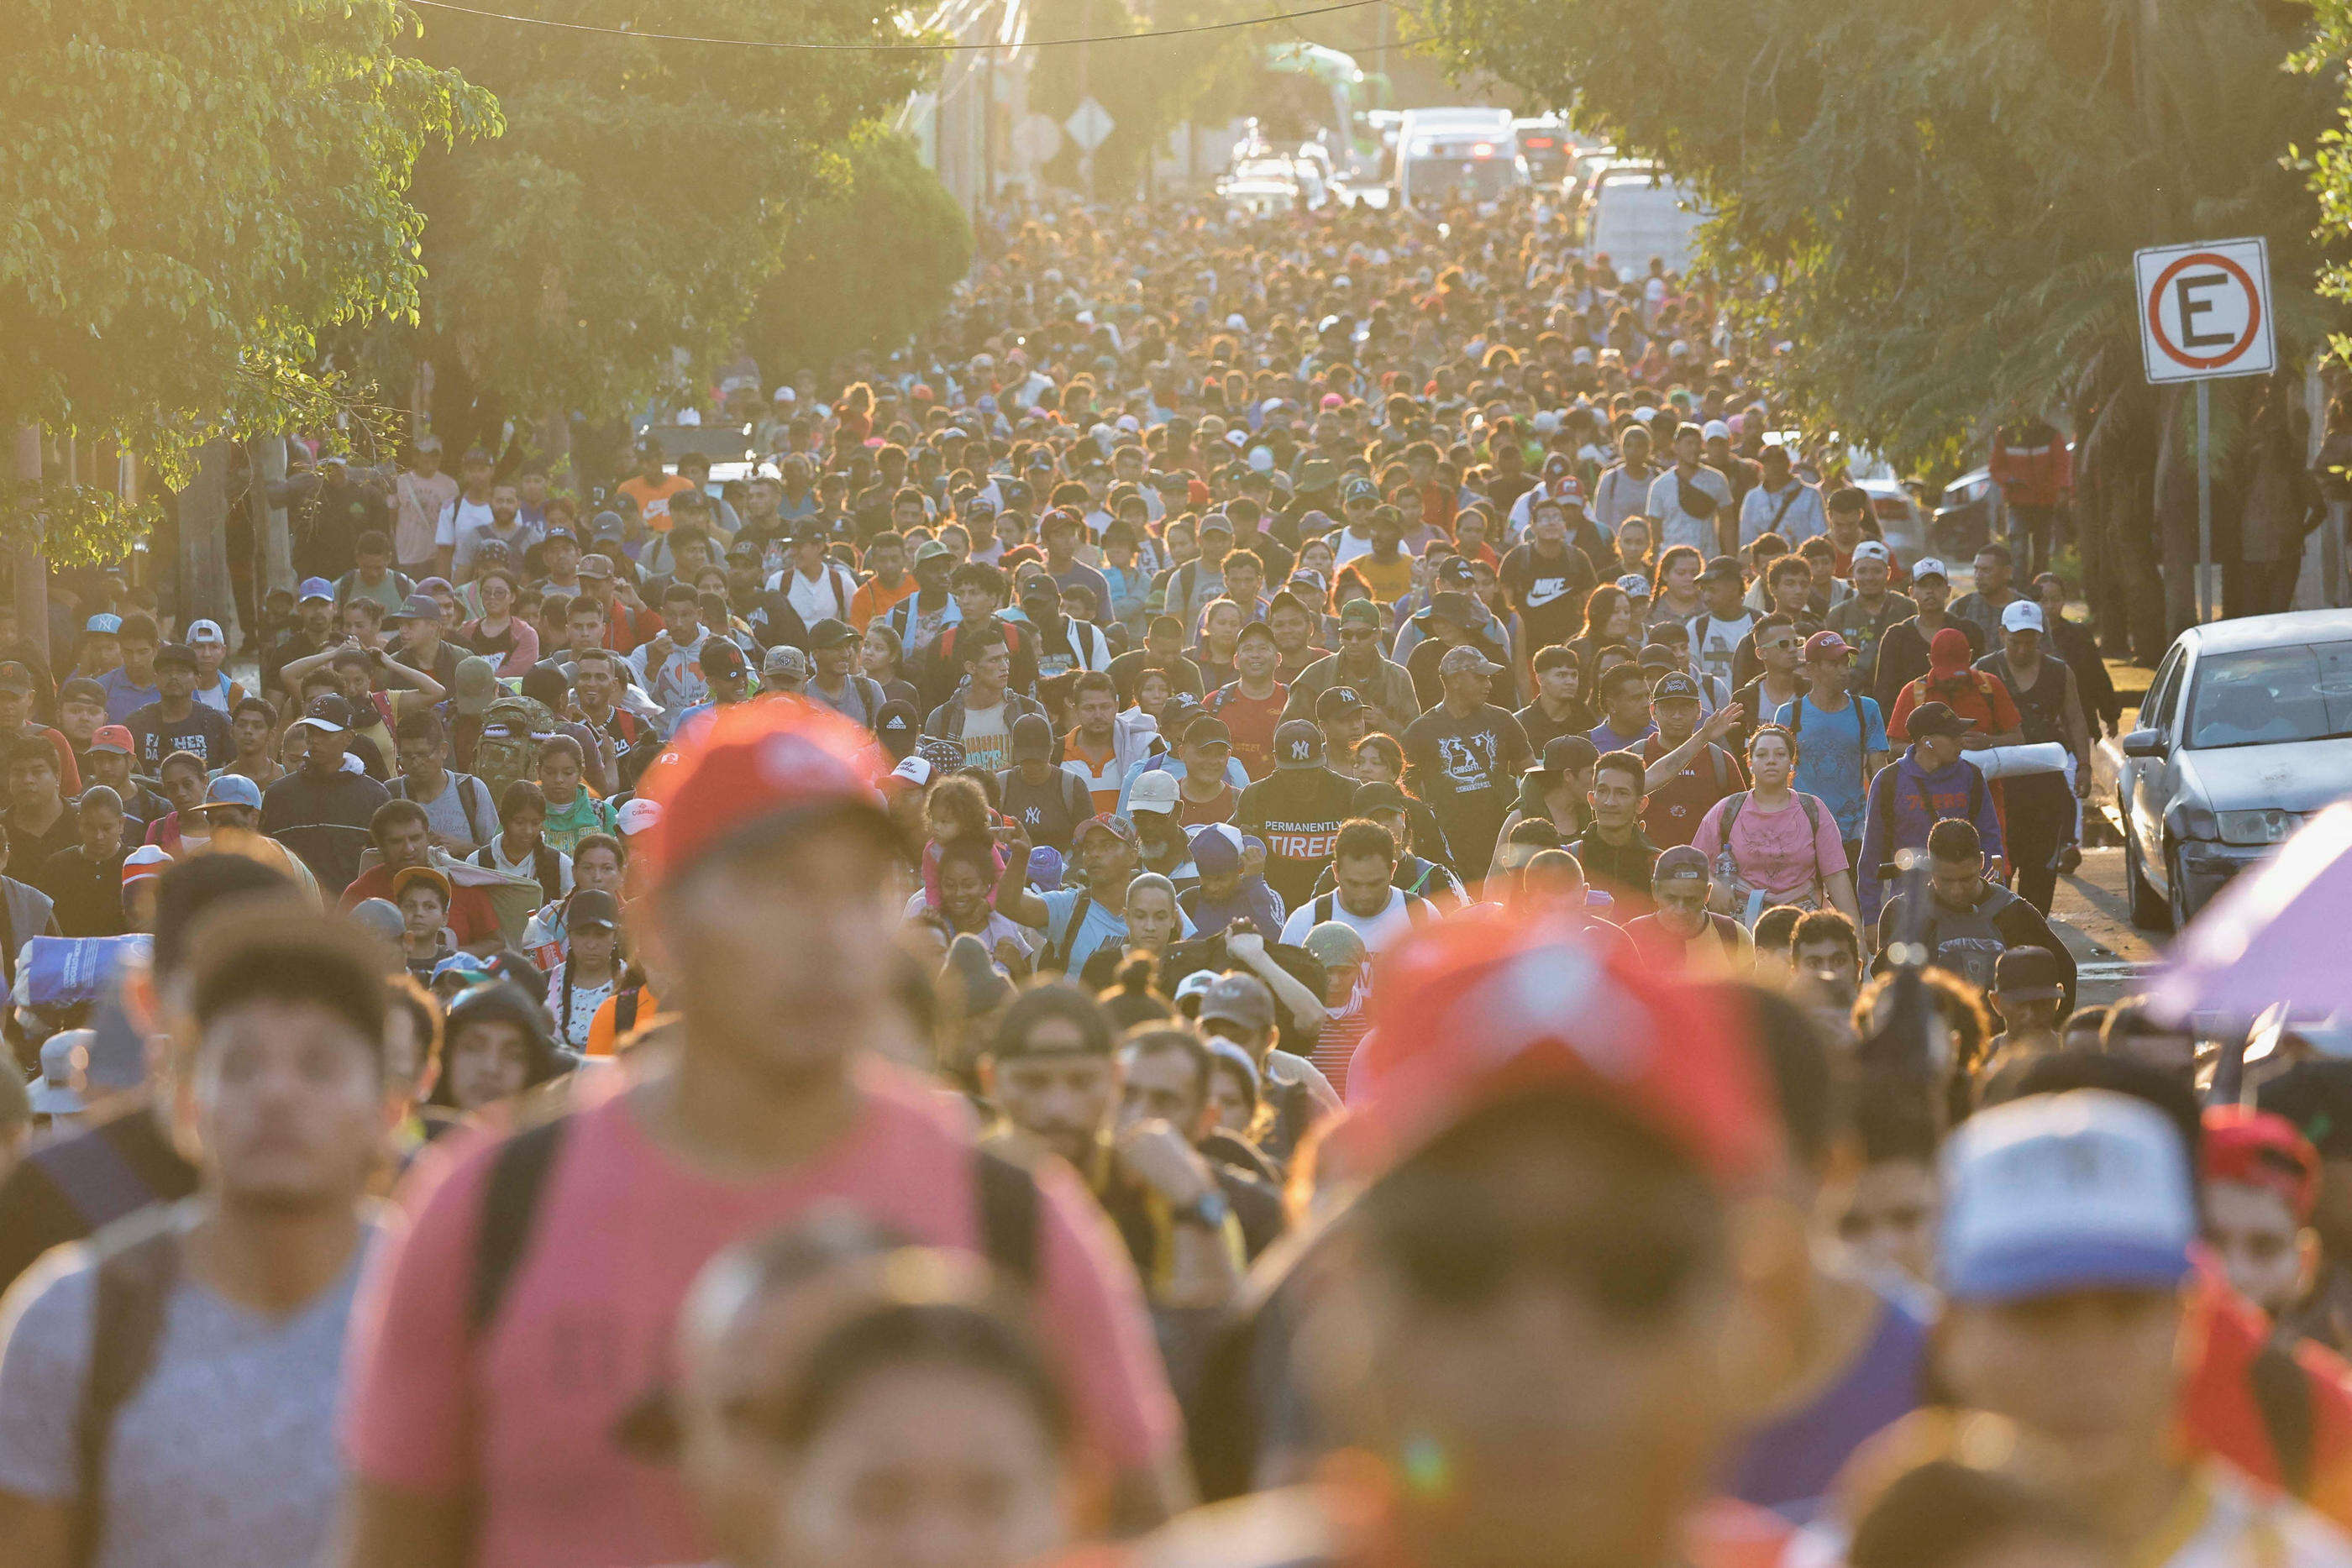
2134, 237, 2276, 385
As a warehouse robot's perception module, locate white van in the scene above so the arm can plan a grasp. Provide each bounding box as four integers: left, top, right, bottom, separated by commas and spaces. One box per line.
1584, 165, 1709, 278
1394, 108, 1526, 210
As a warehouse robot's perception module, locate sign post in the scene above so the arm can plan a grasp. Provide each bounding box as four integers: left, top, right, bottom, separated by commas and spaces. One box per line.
2134, 237, 2278, 624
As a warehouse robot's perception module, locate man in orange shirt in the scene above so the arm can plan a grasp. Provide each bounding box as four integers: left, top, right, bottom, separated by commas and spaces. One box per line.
848, 531, 916, 627
614, 438, 698, 532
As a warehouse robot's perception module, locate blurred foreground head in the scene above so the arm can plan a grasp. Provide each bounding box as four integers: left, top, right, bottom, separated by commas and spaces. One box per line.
1295, 912, 1793, 1568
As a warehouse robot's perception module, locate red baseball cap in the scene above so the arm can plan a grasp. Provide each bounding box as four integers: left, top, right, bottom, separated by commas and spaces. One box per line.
1803, 631, 1854, 663
2202, 1105, 2320, 1222
1349, 911, 1782, 1188
637, 701, 890, 890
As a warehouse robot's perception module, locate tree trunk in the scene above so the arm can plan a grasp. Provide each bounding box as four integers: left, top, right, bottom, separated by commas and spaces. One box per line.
538, 402, 573, 487
11, 427, 47, 667
177, 438, 236, 627
249, 433, 292, 616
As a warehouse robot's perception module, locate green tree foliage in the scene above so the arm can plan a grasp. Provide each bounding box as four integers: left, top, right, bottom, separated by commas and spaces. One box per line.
399, 1, 930, 448
750, 128, 974, 378
0, 0, 496, 555
1419, 0, 2344, 641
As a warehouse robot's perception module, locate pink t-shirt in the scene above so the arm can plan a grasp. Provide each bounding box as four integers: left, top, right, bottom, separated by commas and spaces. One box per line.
1691, 790, 1850, 899
341, 1058, 1178, 1568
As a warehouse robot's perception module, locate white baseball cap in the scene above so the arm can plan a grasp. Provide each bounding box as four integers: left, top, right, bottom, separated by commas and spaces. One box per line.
1910, 557, 1950, 582
1128, 769, 1181, 816
1940, 1090, 2194, 1302
2001, 600, 2046, 633
1850, 541, 1891, 565
615, 797, 664, 836
1701, 419, 1732, 440
186, 618, 226, 645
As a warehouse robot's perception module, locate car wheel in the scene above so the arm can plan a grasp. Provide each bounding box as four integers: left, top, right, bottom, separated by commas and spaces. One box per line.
2166, 842, 2197, 932
2124, 821, 2169, 931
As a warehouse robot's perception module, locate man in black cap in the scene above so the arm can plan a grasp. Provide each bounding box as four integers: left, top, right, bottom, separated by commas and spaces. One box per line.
1855, 699, 2003, 925
803, 617, 886, 727
125, 642, 234, 773
1236, 719, 1360, 911
997, 713, 1092, 853
260, 695, 391, 894
1624, 845, 1754, 972
1982, 945, 2071, 1067
1638, 671, 1745, 849
872, 700, 921, 763
1688, 553, 1756, 694
1312, 684, 1371, 771
682, 637, 751, 724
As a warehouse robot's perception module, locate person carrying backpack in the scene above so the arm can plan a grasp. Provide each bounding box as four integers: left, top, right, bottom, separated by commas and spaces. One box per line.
0, 908, 393, 1568
333, 701, 1184, 1568
1854, 700, 2007, 924
1688, 721, 1864, 933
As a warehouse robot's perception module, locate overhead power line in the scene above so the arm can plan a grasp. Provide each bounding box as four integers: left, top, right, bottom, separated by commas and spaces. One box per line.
403, 0, 1389, 52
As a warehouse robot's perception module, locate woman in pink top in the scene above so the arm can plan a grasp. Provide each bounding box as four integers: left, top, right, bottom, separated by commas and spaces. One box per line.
459, 566, 541, 678
1691, 723, 1863, 932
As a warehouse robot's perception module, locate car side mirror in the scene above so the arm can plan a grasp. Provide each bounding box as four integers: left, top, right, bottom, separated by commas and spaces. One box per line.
2121, 727, 2166, 758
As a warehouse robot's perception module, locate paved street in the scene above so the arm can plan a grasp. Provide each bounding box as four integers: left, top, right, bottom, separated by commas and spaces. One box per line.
2049, 846, 2162, 1007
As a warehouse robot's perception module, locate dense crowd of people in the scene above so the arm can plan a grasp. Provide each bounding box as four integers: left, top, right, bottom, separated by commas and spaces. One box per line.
0, 190, 2328, 1568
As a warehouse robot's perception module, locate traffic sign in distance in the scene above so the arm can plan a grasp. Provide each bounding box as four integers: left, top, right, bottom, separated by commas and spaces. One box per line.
2134, 237, 2276, 385
1011, 112, 1063, 167
1064, 96, 1116, 154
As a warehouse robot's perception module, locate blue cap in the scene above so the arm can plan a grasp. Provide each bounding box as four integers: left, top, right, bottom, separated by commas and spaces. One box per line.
432, 953, 492, 983
83, 613, 122, 635
197, 774, 264, 811
298, 577, 335, 603
1026, 845, 1065, 891
1940, 1090, 2196, 1302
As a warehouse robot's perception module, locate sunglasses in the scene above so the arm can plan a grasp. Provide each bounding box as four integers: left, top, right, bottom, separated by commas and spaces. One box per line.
1371, 1183, 1709, 1322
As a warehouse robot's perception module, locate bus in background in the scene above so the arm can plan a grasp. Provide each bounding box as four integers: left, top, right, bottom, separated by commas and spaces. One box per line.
1394, 108, 1527, 210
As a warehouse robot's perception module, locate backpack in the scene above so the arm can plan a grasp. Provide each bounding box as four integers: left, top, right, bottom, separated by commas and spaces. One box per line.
473, 694, 559, 809
461, 1111, 1044, 1343
1712, 789, 1830, 909
1788, 694, 1873, 800
390, 771, 492, 846
475, 839, 565, 905
1868, 762, 1987, 880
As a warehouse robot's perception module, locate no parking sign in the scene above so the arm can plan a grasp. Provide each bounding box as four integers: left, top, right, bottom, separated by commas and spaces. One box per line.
2134, 237, 2276, 384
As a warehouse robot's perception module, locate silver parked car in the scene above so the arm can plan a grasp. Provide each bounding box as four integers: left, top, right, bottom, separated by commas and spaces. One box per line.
2118, 609, 2352, 928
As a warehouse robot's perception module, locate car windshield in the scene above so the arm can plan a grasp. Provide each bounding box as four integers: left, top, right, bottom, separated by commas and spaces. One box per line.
1410, 156, 1516, 200
2186, 642, 2352, 749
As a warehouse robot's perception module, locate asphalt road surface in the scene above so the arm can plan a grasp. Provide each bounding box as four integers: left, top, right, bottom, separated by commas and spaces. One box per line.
2049, 845, 2163, 1008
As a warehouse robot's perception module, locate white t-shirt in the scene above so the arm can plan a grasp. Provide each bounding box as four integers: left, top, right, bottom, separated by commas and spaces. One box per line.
958, 701, 1011, 774
1279, 884, 1433, 953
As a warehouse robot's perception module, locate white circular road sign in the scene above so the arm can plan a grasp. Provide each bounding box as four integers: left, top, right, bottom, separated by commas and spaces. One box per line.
2133, 236, 2276, 384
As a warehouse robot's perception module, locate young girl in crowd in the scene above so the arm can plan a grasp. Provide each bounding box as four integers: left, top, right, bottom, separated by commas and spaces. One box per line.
537, 734, 613, 853
429, 981, 570, 1114
461, 567, 541, 677
474, 779, 572, 903
523, 831, 627, 964
919, 774, 1005, 911
858, 622, 921, 709
545, 889, 622, 1051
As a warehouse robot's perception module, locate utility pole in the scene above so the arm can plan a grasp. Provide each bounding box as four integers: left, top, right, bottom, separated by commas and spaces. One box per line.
1076, 0, 1094, 201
